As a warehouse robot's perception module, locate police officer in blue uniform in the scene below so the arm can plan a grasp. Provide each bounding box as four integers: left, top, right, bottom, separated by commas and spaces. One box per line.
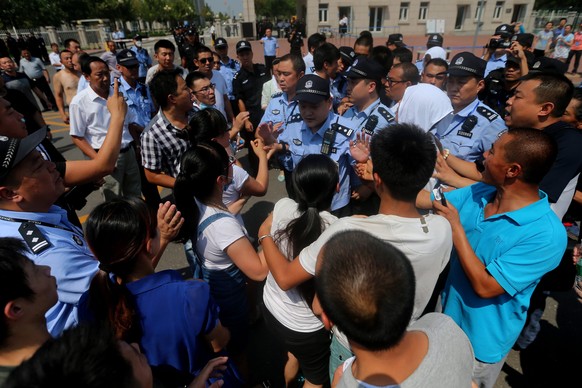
261, 74, 358, 216
434, 52, 507, 162
115, 49, 159, 209
214, 37, 241, 114
343, 57, 395, 135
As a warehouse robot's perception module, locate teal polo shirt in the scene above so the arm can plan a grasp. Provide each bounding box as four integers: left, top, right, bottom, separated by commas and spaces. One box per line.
439, 182, 566, 363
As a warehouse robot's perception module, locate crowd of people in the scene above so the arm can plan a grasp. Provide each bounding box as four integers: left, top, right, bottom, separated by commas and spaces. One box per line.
0, 17, 581, 388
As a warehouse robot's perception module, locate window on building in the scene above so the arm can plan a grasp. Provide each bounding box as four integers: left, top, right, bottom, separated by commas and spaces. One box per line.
474, 1, 486, 20
493, 1, 504, 19
319, 4, 328, 23
369, 7, 384, 32
400, 2, 410, 21
419, 2, 429, 21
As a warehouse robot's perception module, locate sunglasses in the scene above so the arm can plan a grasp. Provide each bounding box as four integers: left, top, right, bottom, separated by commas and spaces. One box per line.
198, 57, 214, 64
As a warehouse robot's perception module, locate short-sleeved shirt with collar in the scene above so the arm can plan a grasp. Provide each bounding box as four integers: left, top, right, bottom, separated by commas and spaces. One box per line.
434, 98, 506, 162
117, 76, 155, 128
233, 63, 270, 125
130, 45, 152, 78
18, 56, 45, 79
140, 109, 191, 177
441, 182, 566, 363
343, 97, 395, 135
278, 111, 357, 210
259, 91, 300, 131
0, 205, 98, 336
69, 85, 136, 149
218, 57, 241, 101
484, 53, 507, 78
261, 36, 279, 56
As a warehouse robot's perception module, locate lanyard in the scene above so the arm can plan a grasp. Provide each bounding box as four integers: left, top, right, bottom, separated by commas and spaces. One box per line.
0, 214, 83, 237
283, 101, 298, 126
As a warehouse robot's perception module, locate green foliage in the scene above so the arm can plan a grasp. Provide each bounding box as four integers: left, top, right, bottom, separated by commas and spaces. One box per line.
255, 0, 296, 19
534, 0, 581, 10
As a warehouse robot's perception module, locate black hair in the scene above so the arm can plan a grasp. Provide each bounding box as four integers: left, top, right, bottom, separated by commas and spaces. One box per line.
84, 198, 156, 342
59, 49, 72, 60
504, 127, 558, 184
194, 45, 212, 59
359, 30, 373, 39
313, 43, 340, 72
278, 53, 306, 74
316, 231, 415, 350
149, 69, 183, 109
81, 56, 107, 75
4, 324, 135, 388
355, 35, 374, 50
572, 89, 582, 122
370, 45, 394, 75
307, 33, 326, 52
394, 62, 421, 85
174, 141, 229, 243
63, 38, 80, 50
274, 154, 338, 305
426, 58, 449, 70
392, 47, 413, 64
186, 108, 229, 144
185, 70, 209, 89
520, 72, 574, 117
0, 238, 34, 346
370, 123, 436, 201
154, 39, 176, 53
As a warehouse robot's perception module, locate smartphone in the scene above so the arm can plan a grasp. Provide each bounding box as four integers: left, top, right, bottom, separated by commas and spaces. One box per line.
433, 186, 447, 207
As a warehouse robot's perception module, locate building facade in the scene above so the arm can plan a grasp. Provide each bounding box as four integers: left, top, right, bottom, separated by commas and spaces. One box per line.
297, 0, 535, 37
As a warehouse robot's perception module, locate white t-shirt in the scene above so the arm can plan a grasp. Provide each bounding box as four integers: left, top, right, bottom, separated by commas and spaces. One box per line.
49, 52, 62, 70
196, 202, 247, 270
299, 213, 453, 347
211, 70, 228, 119
263, 198, 338, 332
222, 165, 249, 225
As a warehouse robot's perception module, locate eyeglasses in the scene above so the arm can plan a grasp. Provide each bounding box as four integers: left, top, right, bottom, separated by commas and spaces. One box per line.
193, 83, 216, 94
386, 78, 407, 86
198, 57, 214, 64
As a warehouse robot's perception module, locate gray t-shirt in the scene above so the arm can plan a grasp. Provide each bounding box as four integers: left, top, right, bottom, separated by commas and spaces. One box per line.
337, 313, 474, 388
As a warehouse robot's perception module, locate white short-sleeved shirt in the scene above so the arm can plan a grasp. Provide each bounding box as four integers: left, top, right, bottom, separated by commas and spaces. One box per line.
263, 198, 338, 332
211, 70, 228, 119
222, 165, 249, 225
196, 202, 247, 270
69, 86, 136, 149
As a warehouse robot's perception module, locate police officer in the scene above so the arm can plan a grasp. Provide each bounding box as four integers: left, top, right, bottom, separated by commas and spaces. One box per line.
181, 28, 202, 71
434, 52, 507, 162
214, 37, 240, 114
115, 49, 159, 209
415, 34, 444, 73
232, 40, 270, 174
343, 57, 395, 135
260, 53, 305, 130
129, 35, 152, 84
260, 74, 358, 216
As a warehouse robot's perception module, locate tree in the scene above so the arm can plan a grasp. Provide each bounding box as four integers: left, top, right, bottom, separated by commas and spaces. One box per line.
534, 0, 581, 9
255, 0, 296, 20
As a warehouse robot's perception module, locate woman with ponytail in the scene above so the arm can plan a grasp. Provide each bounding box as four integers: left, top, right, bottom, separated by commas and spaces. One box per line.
173, 141, 268, 373
260, 154, 339, 388
80, 198, 230, 386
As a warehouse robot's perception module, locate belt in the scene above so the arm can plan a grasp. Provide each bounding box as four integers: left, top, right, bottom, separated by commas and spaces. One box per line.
94, 143, 133, 154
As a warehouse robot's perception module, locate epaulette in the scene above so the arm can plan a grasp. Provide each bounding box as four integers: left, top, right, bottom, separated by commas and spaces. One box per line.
272, 92, 283, 98
287, 113, 302, 124
19, 222, 50, 254
378, 107, 395, 123
476, 106, 499, 122
332, 123, 354, 138
233, 72, 239, 80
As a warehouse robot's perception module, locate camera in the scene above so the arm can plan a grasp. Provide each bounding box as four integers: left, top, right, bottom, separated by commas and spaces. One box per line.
488, 38, 512, 50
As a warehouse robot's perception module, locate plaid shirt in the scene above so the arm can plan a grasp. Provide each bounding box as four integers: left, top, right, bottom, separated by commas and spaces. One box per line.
140, 110, 190, 178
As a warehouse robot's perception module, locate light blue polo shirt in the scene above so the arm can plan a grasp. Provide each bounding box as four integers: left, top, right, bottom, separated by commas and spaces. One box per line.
343, 97, 395, 135
440, 183, 566, 363
261, 36, 279, 56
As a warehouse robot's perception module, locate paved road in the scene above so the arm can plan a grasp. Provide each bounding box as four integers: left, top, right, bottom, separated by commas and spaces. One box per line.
39, 34, 582, 386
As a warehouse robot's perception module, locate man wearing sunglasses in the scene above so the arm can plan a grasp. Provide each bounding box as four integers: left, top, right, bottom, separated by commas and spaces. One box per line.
193, 45, 234, 124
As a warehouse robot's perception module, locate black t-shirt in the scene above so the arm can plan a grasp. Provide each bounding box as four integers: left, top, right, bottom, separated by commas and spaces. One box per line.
541, 121, 582, 203
233, 64, 270, 126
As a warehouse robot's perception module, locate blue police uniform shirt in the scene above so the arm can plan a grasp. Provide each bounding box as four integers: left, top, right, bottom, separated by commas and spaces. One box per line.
434, 98, 506, 162
260, 91, 300, 130
343, 97, 396, 135
0, 206, 98, 337
130, 46, 153, 78
261, 36, 279, 56
278, 111, 357, 210
218, 57, 240, 101
439, 183, 566, 363
331, 75, 348, 112
484, 53, 507, 78
118, 77, 154, 128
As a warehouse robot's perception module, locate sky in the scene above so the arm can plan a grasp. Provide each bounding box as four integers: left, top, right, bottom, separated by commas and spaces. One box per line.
206, 0, 243, 18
